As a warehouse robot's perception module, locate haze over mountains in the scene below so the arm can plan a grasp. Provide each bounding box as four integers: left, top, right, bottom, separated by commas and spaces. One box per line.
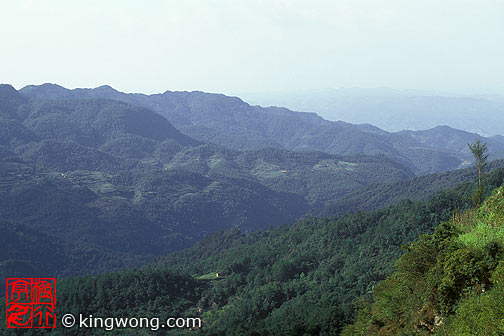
20, 83, 504, 175
0, 83, 409, 280
240, 88, 504, 136
3, 0, 504, 332
1, 82, 502, 281
3, 82, 504, 335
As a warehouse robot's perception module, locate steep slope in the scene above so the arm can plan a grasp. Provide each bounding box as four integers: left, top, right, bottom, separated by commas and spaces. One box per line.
19, 83, 500, 174
0, 85, 415, 281
166, 145, 413, 206
312, 159, 504, 218
1, 84, 416, 206
343, 186, 504, 336
0, 161, 311, 281
399, 125, 504, 159
16, 165, 504, 336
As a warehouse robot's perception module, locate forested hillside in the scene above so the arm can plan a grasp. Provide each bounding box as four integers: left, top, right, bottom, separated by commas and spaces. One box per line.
0, 84, 415, 281
343, 185, 504, 335
312, 159, 504, 218
166, 145, 412, 206
20, 83, 504, 174
3, 1, 502, 335
4, 166, 502, 335
3, 82, 504, 335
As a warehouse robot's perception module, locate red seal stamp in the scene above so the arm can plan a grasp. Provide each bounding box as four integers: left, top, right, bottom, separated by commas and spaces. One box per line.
6, 278, 56, 328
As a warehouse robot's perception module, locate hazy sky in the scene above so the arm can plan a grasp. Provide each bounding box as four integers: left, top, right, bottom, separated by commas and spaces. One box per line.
2, 0, 503, 95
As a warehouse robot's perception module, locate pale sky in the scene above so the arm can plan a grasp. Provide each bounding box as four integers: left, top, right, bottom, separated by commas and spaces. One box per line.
2, 0, 504, 95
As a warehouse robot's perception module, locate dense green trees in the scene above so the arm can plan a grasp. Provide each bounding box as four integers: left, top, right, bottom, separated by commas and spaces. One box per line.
313, 159, 504, 218
1, 268, 205, 336
2, 154, 503, 335
0, 87, 426, 284
20, 83, 504, 175
4, 84, 504, 335
5, 168, 493, 335
147, 168, 502, 334
343, 186, 504, 335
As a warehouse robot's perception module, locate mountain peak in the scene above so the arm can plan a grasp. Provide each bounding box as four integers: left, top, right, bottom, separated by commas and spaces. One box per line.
0, 84, 19, 98
29, 83, 68, 91
94, 85, 119, 94
20, 83, 71, 99
431, 125, 455, 131
0, 84, 28, 119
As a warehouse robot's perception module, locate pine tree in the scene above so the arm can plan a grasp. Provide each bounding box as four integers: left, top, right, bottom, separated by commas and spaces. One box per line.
468, 139, 489, 207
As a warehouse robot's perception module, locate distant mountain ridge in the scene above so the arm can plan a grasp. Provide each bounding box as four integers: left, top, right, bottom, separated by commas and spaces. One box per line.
19, 83, 504, 175
3, 82, 504, 305
1, 85, 199, 172
4, 83, 504, 335
239, 88, 504, 136
311, 159, 504, 218
0, 83, 415, 280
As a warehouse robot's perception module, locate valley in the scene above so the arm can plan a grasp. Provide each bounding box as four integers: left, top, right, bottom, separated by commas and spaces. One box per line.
1, 83, 503, 335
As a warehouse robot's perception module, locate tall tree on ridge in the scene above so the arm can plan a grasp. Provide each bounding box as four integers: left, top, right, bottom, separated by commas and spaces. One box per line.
468, 139, 489, 207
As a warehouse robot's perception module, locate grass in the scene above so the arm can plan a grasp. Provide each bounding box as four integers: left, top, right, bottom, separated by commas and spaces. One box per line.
456, 187, 504, 251
458, 222, 504, 251
196, 272, 221, 280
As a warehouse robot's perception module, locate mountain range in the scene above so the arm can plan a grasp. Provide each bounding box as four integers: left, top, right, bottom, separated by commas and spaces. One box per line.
239, 87, 504, 136
9, 165, 502, 335
2, 82, 504, 335
19, 83, 504, 175
0, 83, 412, 280
2, 83, 502, 279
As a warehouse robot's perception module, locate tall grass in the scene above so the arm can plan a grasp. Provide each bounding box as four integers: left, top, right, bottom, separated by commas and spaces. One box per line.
455, 187, 504, 251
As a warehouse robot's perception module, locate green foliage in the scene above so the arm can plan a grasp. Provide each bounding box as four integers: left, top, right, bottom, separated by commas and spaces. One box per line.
344, 185, 504, 335
2, 174, 484, 335
151, 178, 492, 335
2, 154, 502, 335
457, 188, 504, 251
0, 87, 423, 283
313, 160, 504, 218
458, 222, 504, 250
468, 139, 489, 207
20, 83, 503, 175
0, 267, 205, 336
435, 282, 504, 336
4, 84, 504, 335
